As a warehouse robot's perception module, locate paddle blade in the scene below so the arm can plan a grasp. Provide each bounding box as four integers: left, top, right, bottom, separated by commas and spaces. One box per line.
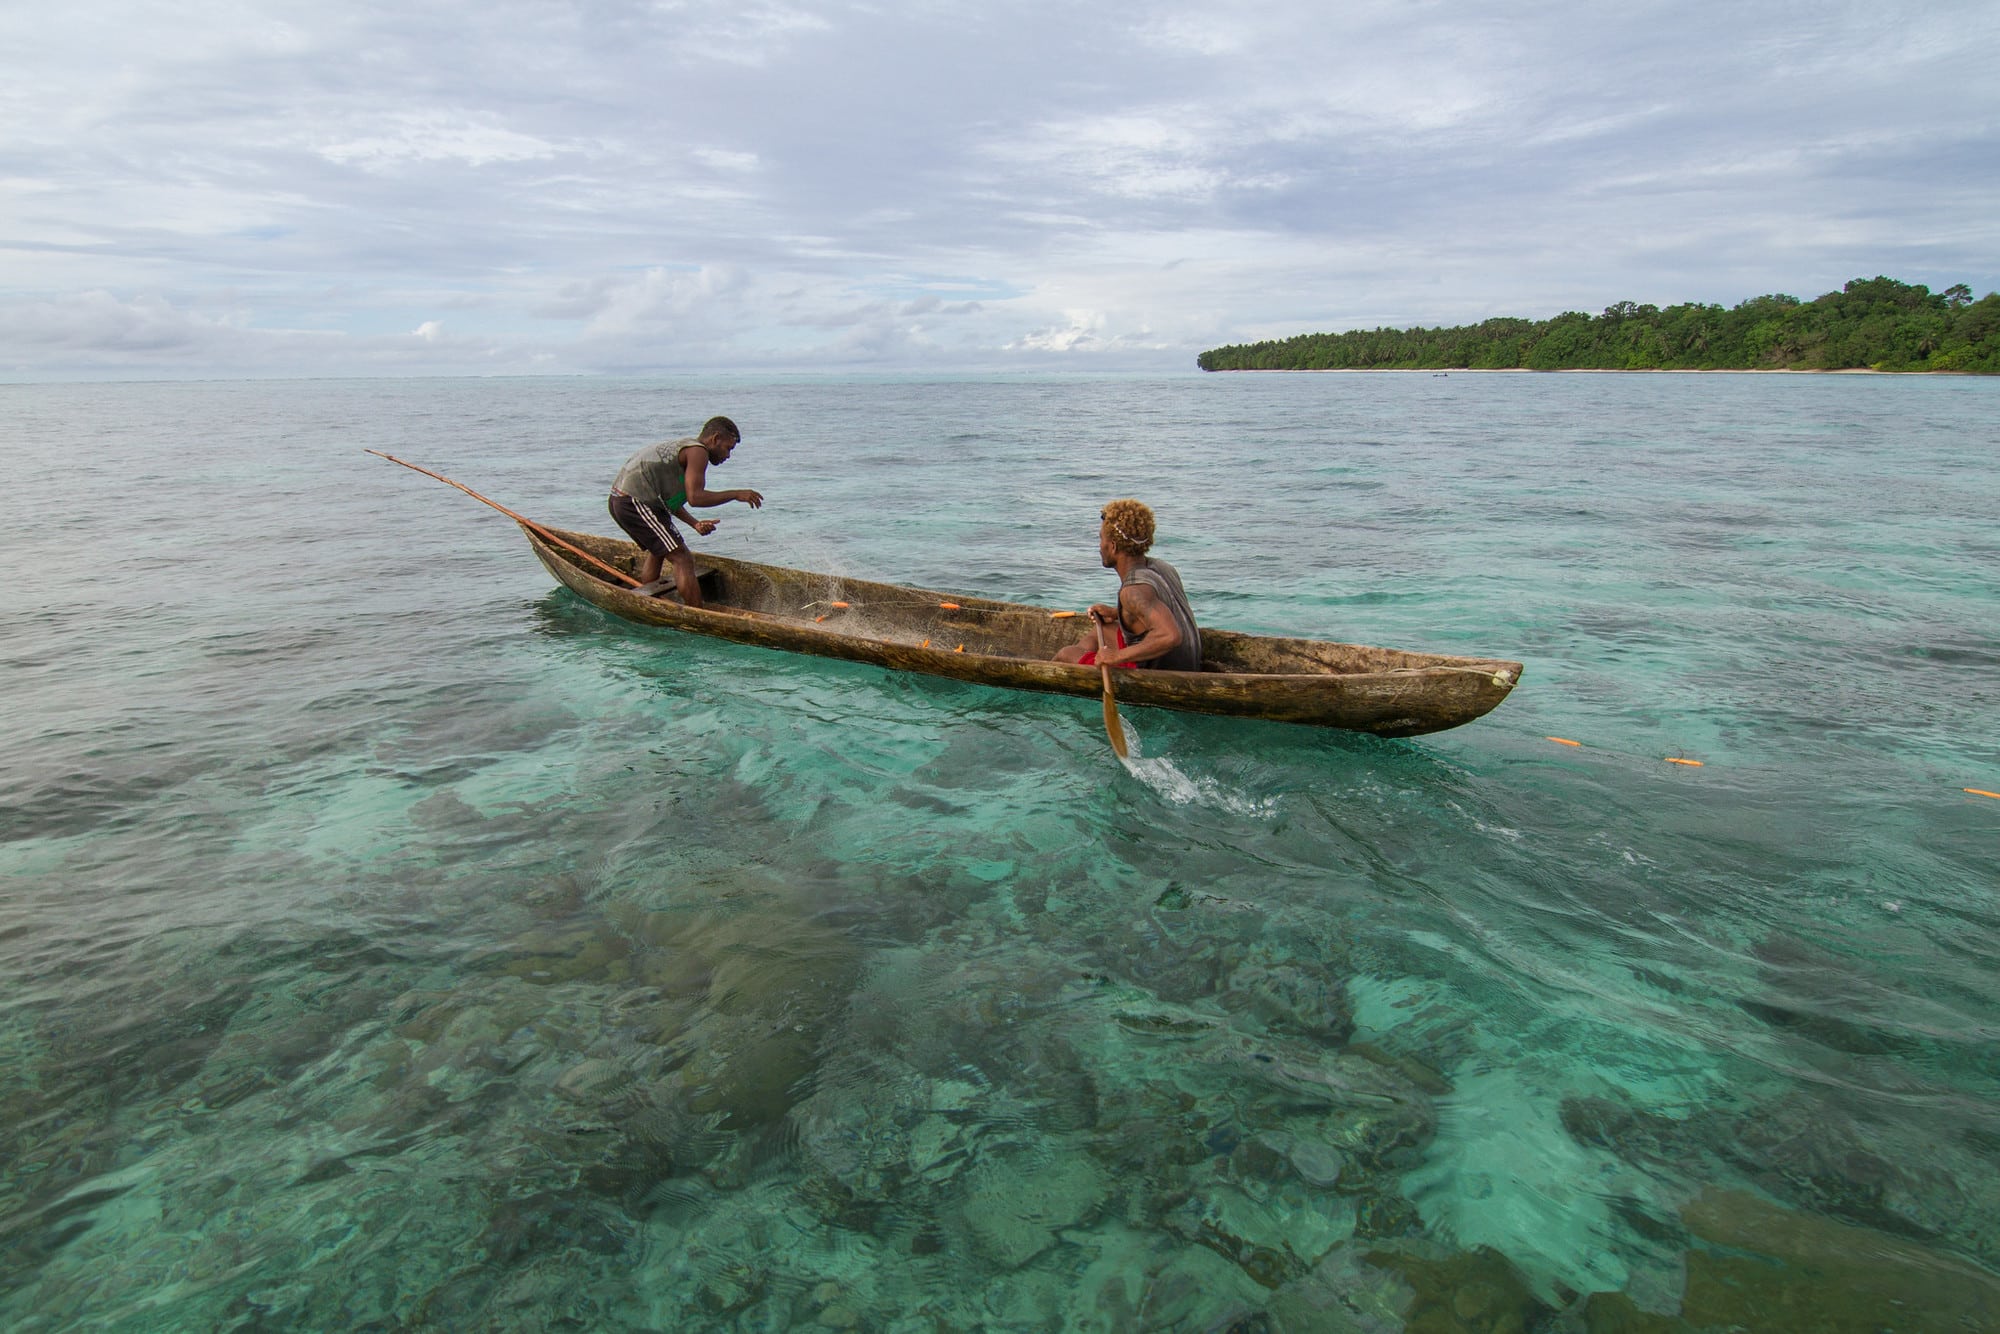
1102, 689, 1129, 758
1096, 620, 1128, 760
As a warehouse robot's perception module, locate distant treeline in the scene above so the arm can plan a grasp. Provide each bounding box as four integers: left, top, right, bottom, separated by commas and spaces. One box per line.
1197, 277, 2000, 373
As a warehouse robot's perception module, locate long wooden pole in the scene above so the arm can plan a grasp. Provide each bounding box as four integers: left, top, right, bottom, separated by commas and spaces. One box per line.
1094, 617, 1129, 758
364, 450, 640, 588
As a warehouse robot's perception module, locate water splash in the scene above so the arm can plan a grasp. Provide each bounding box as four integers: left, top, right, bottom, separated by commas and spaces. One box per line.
1116, 728, 1277, 816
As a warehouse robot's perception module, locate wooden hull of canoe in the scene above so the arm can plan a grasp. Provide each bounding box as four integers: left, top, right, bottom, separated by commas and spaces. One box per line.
523, 525, 1522, 737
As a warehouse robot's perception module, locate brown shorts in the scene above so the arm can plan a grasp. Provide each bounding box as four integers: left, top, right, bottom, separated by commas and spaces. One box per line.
608, 491, 685, 557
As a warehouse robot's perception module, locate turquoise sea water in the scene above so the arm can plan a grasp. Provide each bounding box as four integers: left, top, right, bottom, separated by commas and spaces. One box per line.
2, 372, 1996, 1330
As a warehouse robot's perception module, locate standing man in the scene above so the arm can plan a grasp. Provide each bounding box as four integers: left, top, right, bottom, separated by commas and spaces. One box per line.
1054, 499, 1202, 671
607, 416, 763, 607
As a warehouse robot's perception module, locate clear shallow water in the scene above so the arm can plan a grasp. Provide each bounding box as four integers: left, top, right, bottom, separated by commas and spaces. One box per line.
2, 372, 1996, 1330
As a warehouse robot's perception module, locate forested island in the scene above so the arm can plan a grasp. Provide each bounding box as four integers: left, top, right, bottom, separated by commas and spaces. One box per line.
1197, 277, 2000, 373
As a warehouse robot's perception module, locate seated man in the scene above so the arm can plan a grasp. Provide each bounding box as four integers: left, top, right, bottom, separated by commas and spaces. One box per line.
1054, 499, 1201, 671
606, 415, 763, 607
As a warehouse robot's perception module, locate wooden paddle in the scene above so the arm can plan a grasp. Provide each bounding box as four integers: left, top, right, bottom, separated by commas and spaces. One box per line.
365, 449, 644, 588
1094, 616, 1129, 758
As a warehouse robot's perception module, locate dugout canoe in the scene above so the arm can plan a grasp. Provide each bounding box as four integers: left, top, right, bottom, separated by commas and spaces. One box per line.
524, 524, 1521, 737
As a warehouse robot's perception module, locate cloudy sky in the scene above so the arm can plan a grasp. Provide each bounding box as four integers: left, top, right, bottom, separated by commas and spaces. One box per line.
4, 0, 1997, 378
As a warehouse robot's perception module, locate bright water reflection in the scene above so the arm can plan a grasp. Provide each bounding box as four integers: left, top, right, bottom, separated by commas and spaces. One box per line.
1, 373, 1997, 1329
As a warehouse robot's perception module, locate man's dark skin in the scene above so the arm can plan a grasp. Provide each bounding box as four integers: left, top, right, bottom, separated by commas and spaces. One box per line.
1053, 514, 1186, 667
639, 425, 763, 607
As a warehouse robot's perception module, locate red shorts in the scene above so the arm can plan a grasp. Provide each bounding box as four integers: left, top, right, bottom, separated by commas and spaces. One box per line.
1078, 628, 1135, 668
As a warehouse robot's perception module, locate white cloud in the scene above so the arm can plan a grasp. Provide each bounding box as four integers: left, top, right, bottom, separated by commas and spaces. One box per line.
987, 112, 1230, 202
319, 114, 561, 168
575, 264, 755, 336
1135, 14, 1242, 58
646, 0, 835, 66
690, 147, 761, 173
6, 291, 232, 353
1011, 311, 1105, 354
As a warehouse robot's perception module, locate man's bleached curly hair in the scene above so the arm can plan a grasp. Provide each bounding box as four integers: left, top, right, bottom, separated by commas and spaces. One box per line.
1100, 499, 1155, 556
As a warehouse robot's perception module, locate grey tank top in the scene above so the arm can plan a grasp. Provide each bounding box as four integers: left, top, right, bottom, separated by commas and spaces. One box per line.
1123, 559, 1202, 671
